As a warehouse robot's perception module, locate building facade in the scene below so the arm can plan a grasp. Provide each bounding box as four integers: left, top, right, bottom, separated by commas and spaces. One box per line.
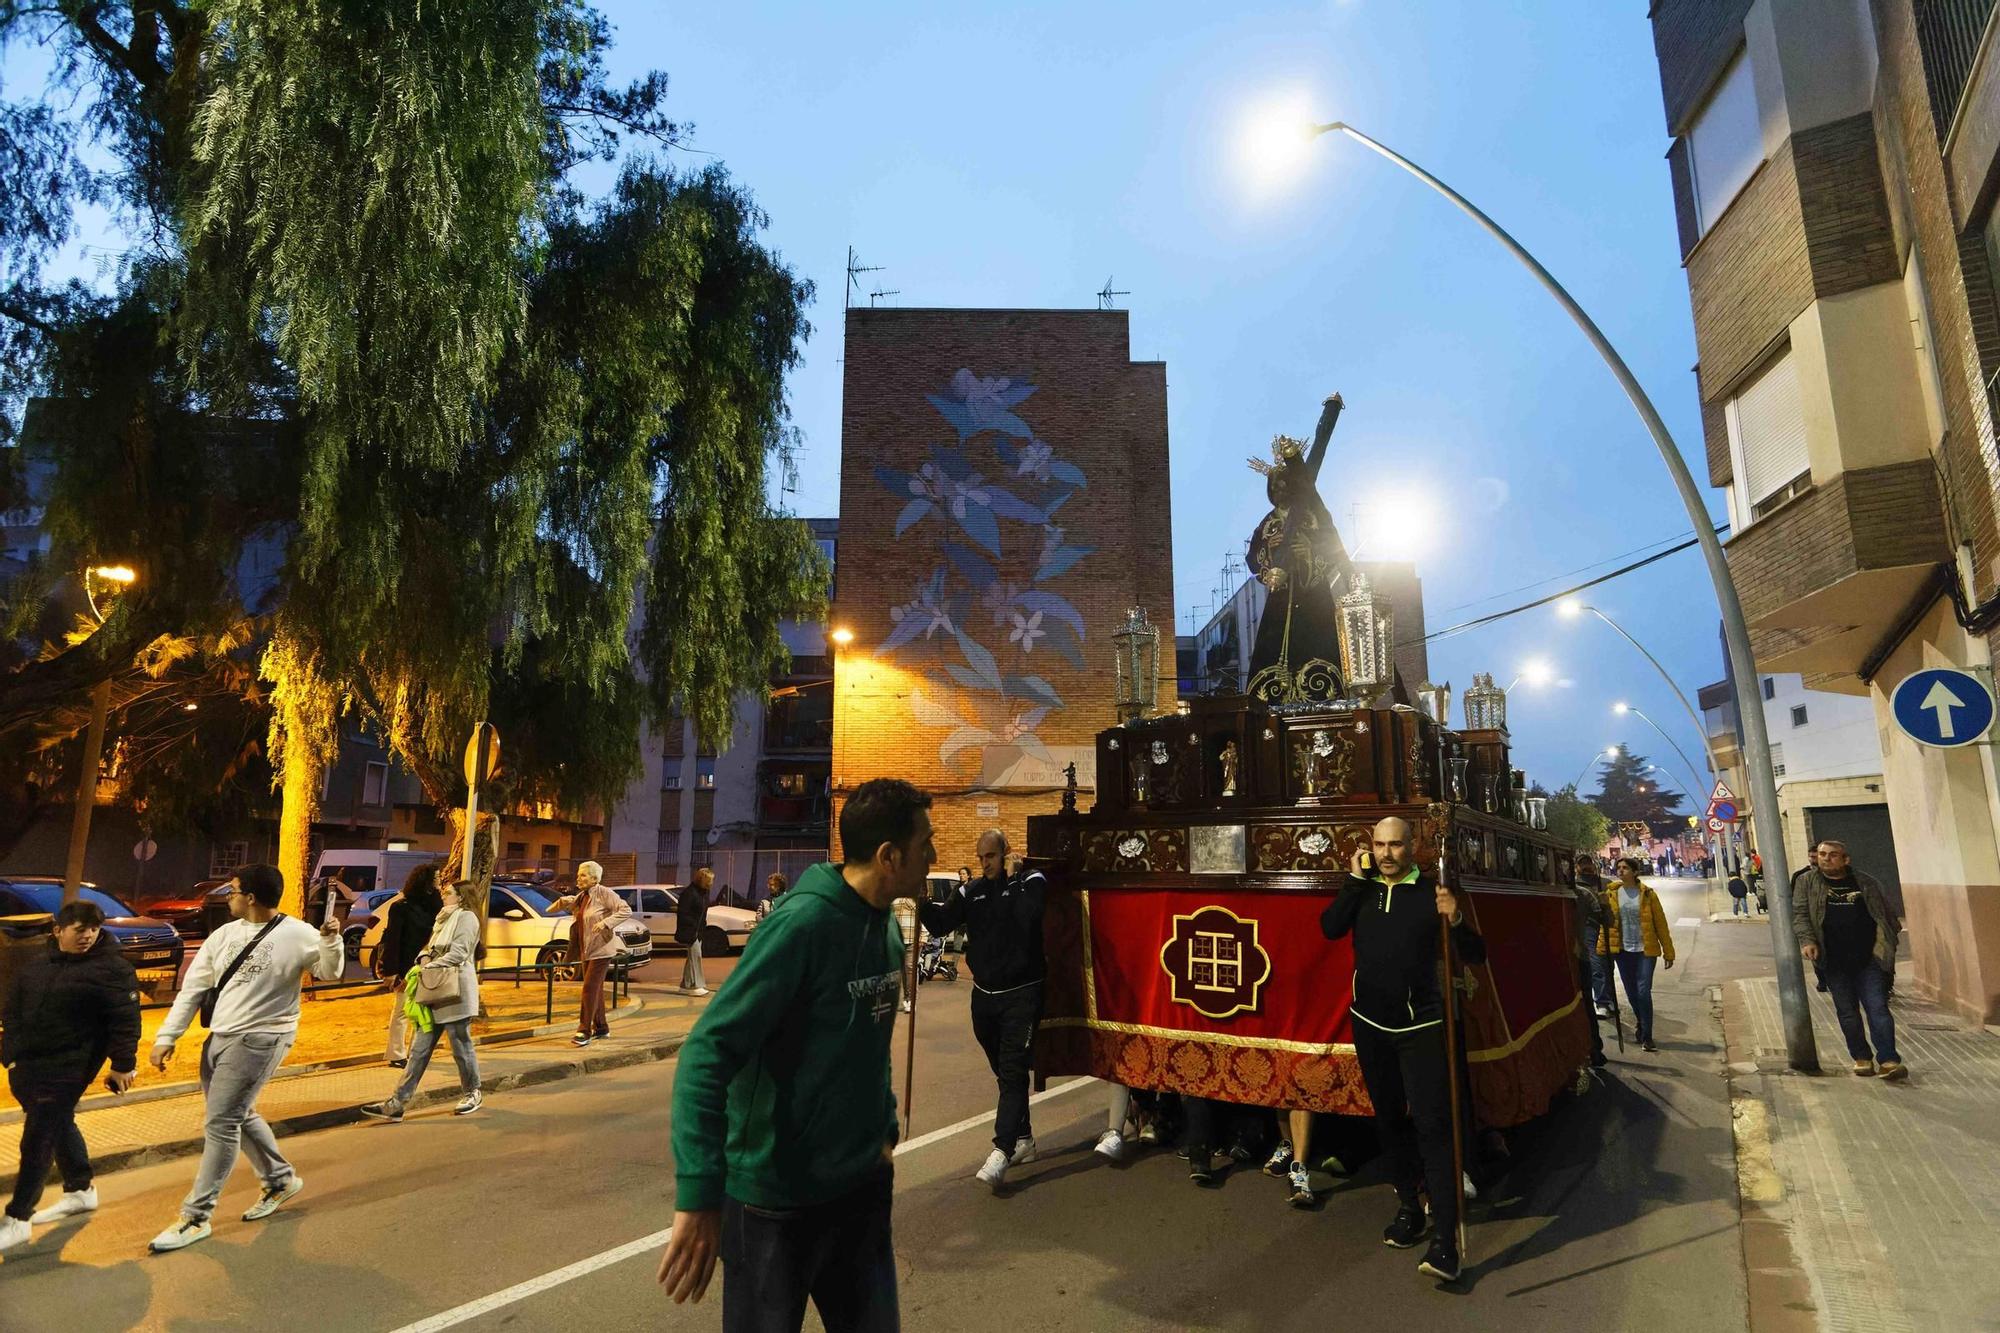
832, 308, 1175, 868
1652, 0, 2000, 1020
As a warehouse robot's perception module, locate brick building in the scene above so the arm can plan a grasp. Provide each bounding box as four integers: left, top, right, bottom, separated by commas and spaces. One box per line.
1649, 0, 2000, 1022
832, 309, 1175, 868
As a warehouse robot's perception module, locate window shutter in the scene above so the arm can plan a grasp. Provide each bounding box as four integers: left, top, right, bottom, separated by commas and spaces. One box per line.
1732, 352, 1809, 506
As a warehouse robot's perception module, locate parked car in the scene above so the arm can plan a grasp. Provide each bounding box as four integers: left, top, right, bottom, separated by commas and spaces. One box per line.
0, 878, 185, 974
356, 881, 651, 979
611, 885, 756, 957
146, 878, 233, 940
342, 886, 402, 959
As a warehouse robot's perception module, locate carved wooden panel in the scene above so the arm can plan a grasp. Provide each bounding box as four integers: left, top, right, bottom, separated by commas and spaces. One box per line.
1289, 726, 1356, 799
1082, 826, 1189, 874
1250, 822, 1371, 872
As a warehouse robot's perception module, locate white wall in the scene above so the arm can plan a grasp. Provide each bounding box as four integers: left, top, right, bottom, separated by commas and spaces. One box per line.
1762, 673, 1882, 785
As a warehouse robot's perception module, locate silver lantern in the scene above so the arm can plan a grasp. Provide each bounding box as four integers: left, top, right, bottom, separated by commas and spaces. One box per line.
1463, 672, 1508, 732
1338, 574, 1394, 705
1113, 607, 1160, 724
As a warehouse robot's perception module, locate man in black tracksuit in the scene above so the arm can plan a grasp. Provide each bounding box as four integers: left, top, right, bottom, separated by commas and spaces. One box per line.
920, 828, 1046, 1191
1322, 815, 1485, 1285
1, 900, 142, 1250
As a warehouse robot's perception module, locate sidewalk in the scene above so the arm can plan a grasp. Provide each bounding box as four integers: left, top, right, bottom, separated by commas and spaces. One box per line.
1722, 956, 2000, 1332
0, 991, 707, 1178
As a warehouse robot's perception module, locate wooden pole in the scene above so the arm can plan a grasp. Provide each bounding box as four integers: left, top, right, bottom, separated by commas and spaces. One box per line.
1439, 889, 1469, 1258
901, 900, 919, 1140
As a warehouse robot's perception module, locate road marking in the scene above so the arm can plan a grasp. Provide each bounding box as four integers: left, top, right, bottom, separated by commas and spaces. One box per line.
386, 1076, 1098, 1332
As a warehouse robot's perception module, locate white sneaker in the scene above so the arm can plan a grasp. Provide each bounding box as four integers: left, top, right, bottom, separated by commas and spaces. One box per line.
454, 1090, 483, 1116
30, 1187, 98, 1224
148, 1218, 211, 1252
242, 1176, 303, 1221
1010, 1135, 1038, 1165
0, 1216, 29, 1252
976, 1148, 1009, 1189
1093, 1129, 1125, 1161
1463, 1172, 1478, 1201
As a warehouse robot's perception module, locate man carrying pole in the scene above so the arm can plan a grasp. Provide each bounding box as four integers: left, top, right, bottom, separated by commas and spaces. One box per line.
1321, 816, 1485, 1285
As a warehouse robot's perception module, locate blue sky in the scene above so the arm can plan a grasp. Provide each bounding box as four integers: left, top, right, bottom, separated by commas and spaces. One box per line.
5, 1, 1725, 807
607, 0, 1721, 803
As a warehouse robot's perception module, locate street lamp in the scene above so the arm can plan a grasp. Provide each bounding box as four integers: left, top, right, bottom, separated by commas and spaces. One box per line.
829, 626, 855, 647
1505, 658, 1556, 694
65, 564, 139, 902
1275, 117, 1815, 1069
1571, 744, 1618, 792
1560, 600, 1720, 779
1613, 702, 1710, 802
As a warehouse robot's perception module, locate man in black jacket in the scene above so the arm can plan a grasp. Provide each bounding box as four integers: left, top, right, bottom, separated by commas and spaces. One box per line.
1, 900, 141, 1251
1322, 816, 1485, 1285
920, 828, 1046, 1191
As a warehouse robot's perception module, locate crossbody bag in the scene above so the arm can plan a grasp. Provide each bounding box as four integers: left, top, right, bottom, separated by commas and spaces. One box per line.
198, 914, 287, 1028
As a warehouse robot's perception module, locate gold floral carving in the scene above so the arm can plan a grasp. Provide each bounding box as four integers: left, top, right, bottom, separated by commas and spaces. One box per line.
1251, 822, 1370, 872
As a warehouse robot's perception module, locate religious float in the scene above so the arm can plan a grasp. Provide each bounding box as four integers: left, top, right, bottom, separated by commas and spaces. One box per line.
1026, 396, 1590, 1129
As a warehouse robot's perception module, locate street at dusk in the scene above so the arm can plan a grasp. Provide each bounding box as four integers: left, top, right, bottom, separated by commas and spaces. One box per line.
6, 4, 2000, 1331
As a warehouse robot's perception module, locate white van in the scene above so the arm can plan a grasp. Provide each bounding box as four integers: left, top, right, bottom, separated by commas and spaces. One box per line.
312, 849, 443, 900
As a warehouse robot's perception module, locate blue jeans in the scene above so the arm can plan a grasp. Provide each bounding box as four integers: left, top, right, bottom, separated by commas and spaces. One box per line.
1731, 894, 1750, 916
1589, 951, 1613, 1008
1613, 952, 1657, 1044
390, 1018, 479, 1108
1823, 963, 1899, 1064
721, 1166, 898, 1333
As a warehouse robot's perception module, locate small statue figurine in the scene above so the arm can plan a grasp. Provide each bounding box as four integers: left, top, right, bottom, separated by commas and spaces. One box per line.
1219, 740, 1239, 797
1061, 761, 1079, 814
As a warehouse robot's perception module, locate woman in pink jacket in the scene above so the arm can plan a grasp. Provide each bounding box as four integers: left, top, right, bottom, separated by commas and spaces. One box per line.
551, 861, 633, 1048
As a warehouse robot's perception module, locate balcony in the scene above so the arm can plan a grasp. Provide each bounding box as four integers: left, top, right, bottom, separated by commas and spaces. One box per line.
759, 795, 830, 833
1724, 460, 1949, 686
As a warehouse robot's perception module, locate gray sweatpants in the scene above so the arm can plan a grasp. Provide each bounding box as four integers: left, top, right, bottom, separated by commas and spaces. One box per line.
180, 1030, 297, 1223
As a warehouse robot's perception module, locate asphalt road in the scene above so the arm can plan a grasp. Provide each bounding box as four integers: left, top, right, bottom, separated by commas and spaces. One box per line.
1, 879, 1760, 1332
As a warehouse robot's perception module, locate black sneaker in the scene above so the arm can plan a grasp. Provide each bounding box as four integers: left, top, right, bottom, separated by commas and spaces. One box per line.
1382, 1204, 1428, 1249
1418, 1236, 1461, 1282
1187, 1146, 1219, 1186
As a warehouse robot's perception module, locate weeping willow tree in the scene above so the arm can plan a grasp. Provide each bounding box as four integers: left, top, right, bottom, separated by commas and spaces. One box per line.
1, 3, 825, 914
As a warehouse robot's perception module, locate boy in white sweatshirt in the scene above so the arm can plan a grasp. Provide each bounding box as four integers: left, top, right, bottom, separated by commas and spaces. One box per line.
146, 863, 344, 1253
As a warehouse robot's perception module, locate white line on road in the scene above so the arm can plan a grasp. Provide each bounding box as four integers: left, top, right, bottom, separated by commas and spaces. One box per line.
386, 1076, 1097, 1333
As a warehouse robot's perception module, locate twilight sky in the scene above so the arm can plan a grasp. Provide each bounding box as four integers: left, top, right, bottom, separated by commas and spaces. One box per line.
5, 1, 1725, 807
602, 0, 1720, 803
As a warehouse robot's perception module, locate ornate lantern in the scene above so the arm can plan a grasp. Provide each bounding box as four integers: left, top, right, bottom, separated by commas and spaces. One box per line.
1417, 679, 1452, 728
1463, 672, 1508, 732
1113, 607, 1160, 724
1338, 574, 1394, 705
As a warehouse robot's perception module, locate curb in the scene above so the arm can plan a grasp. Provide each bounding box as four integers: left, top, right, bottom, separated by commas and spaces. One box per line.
0, 995, 651, 1126
1716, 979, 1819, 1333
81, 1030, 688, 1179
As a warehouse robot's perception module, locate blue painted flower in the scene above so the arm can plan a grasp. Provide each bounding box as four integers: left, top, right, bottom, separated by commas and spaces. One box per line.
1015, 440, 1054, 482
1009, 610, 1046, 652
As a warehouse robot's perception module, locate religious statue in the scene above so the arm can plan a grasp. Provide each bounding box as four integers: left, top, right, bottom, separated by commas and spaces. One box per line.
1219, 740, 1239, 797
1245, 394, 1357, 705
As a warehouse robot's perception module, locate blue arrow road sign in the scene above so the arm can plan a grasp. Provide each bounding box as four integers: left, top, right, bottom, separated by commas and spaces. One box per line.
1891, 668, 1995, 748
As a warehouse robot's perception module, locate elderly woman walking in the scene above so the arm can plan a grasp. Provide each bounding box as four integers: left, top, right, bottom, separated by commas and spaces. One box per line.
550, 861, 633, 1048
359, 879, 483, 1122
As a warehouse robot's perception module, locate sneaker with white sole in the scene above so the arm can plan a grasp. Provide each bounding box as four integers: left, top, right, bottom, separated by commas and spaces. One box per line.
149, 1218, 211, 1252
1093, 1129, 1125, 1161
0, 1216, 30, 1252
976, 1148, 1009, 1190
455, 1090, 483, 1115
242, 1176, 303, 1221
1262, 1139, 1293, 1178
359, 1100, 403, 1123
1009, 1135, 1037, 1165
1287, 1160, 1317, 1208
30, 1187, 97, 1224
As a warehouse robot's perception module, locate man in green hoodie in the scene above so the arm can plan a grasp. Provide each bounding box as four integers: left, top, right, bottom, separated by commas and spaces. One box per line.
659, 777, 934, 1332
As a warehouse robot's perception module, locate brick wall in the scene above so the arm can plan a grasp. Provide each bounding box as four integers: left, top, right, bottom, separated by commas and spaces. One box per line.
1795, 114, 1902, 297
1726, 460, 1947, 626
832, 309, 1174, 870
1689, 146, 1811, 399
1651, 0, 1755, 133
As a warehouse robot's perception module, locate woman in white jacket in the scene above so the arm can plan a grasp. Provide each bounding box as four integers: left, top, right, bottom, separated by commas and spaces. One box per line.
359, 880, 483, 1121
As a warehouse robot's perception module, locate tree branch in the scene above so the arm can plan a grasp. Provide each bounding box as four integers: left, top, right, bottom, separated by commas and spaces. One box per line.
0, 295, 61, 336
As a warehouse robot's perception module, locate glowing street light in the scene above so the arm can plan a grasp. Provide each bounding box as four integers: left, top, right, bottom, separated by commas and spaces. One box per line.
829, 626, 855, 647
1247, 112, 1812, 1065
1507, 658, 1556, 693
1570, 743, 1618, 791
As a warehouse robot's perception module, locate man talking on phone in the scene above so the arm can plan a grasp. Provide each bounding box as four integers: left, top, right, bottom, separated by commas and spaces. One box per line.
1321, 816, 1484, 1285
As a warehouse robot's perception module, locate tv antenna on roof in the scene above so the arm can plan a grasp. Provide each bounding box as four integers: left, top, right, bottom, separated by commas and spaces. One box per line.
1096, 276, 1129, 310
869, 287, 900, 307
846, 245, 885, 310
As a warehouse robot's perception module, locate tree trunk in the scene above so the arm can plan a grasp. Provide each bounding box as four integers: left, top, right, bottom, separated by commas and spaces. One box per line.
275, 725, 321, 919
446, 806, 501, 922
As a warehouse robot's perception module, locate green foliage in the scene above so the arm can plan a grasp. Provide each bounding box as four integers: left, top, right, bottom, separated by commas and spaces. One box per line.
1546, 783, 1612, 855
1588, 743, 1686, 836
0, 2, 825, 820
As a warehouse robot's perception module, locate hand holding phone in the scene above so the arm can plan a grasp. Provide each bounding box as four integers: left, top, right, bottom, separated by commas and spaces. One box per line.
1349, 847, 1379, 878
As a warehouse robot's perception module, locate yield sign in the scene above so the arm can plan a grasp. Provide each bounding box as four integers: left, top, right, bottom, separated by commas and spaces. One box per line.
1704, 779, 1741, 824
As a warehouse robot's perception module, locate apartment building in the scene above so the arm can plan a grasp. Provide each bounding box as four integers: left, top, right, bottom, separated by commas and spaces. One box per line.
1651, 0, 2000, 1021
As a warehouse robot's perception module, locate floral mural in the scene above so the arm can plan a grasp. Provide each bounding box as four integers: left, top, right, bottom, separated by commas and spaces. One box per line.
874, 370, 1095, 778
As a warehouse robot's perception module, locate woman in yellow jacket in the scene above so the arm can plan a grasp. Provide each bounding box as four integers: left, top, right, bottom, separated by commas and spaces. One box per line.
1598, 857, 1675, 1052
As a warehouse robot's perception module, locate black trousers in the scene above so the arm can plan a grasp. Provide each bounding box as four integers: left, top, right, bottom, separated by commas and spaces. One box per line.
721, 1167, 898, 1333
1352, 1021, 1463, 1243
970, 982, 1042, 1152
1577, 955, 1605, 1062
7, 1067, 92, 1221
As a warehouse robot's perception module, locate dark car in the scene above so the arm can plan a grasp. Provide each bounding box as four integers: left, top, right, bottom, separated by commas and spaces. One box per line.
0, 877, 186, 974
147, 878, 233, 940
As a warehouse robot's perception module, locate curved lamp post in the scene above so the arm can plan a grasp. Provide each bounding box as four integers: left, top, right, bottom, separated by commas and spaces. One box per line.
1614, 703, 1709, 806
1571, 744, 1618, 793
1289, 119, 1814, 1068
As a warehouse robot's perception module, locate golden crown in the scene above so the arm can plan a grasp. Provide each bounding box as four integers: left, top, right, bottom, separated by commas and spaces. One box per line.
1247, 433, 1307, 477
